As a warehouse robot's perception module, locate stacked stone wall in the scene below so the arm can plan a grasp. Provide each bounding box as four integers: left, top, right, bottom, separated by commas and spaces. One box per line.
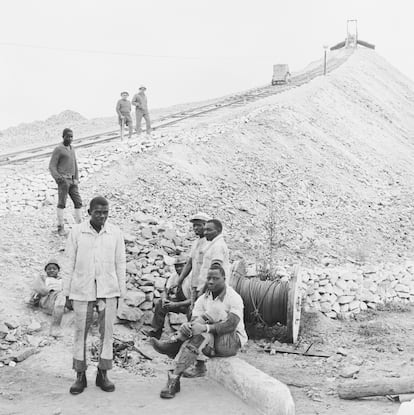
300, 261, 414, 319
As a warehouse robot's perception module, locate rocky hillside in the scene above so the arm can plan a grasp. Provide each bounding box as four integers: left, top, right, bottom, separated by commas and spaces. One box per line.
1, 48, 414, 317
95, 48, 414, 268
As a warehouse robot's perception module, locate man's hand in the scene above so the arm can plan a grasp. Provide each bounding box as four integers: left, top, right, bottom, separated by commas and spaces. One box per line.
73, 179, 79, 185
65, 297, 73, 311
164, 300, 179, 311
180, 322, 192, 338
169, 281, 180, 292
191, 322, 207, 336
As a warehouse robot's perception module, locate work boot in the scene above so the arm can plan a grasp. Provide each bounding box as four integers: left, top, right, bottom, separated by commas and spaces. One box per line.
182, 361, 207, 378
160, 371, 181, 399
96, 368, 115, 392
57, 225, 68, 237
142, 328, 162, 340
69, 371, 87, 395
150, 338, 182, 359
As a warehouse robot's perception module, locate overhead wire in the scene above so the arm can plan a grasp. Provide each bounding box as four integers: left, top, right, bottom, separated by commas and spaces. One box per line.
0, 42, 277, 61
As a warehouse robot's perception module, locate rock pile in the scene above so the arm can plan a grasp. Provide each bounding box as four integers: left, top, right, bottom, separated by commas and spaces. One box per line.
301, 261, 414, 319
0, 110, 114, 151
0, 317, 48, 367
117, 212, 193, 327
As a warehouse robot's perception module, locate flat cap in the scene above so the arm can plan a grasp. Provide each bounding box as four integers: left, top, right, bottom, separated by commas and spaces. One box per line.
190, 212, 211, 223
174, 255, 187, 265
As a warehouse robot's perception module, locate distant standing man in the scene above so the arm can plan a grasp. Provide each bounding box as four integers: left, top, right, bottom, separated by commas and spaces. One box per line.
116, 91, 133, 139
64, 196, 126, 395
49, 128, 82, 236
132, 86, 151, 135
174, 213, 210, 309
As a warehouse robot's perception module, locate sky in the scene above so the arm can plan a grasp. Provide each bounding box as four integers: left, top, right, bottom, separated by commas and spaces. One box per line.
1, 0, 413, 129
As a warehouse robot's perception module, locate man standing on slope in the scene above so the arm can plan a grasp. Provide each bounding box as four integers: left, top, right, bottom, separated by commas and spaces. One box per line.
132, 86, 151, 135
116, 91, 133, 139
49, 128, 82, 236
64, 196, 126, 395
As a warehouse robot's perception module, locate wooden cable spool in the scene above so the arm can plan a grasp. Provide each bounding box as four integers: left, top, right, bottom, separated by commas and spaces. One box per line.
230, 262, 302, 343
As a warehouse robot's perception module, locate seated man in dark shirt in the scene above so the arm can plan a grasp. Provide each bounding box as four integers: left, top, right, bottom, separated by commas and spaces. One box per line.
143, 257, 191, 339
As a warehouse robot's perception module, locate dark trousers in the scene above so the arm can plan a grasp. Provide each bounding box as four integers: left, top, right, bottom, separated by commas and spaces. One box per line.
152, 292, 189, 331
174, 331, 241, 375
57, 178, 82, 209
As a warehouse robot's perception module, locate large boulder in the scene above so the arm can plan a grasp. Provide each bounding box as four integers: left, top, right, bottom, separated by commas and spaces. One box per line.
125, 290, 146, 307
117, 302, 144, 322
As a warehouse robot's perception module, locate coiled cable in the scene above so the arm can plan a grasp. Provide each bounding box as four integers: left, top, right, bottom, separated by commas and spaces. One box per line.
232, 274, 289, 326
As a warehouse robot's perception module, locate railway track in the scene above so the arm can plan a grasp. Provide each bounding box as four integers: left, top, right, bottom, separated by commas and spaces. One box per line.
0, 50, 353, 166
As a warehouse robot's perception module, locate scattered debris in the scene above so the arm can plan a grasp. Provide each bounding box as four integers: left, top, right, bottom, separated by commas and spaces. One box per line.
339, 365, 360, 379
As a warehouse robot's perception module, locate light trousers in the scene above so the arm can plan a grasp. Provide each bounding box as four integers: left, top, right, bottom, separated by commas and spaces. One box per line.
72, 298, 118, 372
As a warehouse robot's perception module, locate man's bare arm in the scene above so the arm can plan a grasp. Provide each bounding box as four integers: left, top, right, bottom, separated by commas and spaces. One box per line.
176, 259, 193, 286
208, 313, 240, 335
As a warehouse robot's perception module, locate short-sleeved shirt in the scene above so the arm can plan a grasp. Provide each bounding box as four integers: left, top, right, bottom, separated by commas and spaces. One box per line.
189, 237, 208, 289
197, 234, 230, 291
192, 285, 247, 346
116, 99, 132, 116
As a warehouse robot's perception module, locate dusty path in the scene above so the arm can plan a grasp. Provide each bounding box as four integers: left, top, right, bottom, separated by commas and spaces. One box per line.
0, 341, 256, 415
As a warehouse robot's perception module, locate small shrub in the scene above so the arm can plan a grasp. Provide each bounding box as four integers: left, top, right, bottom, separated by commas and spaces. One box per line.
376, 302, 411, 313
358, 321, 390, 337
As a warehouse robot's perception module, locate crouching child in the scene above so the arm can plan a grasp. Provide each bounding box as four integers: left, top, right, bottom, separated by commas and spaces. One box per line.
31, 258, 70, 337
150, 261, 248, 398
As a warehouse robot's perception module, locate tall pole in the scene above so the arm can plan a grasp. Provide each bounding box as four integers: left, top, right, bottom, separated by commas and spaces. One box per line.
323, 45, 328, 76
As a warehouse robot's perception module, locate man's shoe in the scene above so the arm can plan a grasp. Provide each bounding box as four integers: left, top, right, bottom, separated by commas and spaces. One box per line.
160, 371, 181, 399
57, 225, 68, 237
182, 361, 207, 378
96, 368, 115, 392
150, 338, 182, 359
142, 328, 162, 340
69, 371, 87, 395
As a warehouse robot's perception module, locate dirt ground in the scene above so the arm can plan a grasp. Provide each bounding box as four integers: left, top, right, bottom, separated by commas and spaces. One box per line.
0, 311, 256, 415
242, 305, 414, 415
0, 347, 255, 415
1, 297, 411, 415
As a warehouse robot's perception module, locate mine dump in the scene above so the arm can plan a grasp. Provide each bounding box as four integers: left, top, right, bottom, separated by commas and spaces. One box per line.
1, 11, 414, 415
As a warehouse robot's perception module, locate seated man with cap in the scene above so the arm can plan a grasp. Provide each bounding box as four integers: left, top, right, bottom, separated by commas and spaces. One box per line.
151, 261, 248, 398
144, 257, 191, 339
